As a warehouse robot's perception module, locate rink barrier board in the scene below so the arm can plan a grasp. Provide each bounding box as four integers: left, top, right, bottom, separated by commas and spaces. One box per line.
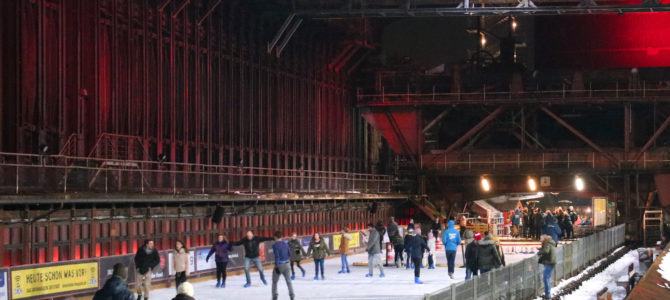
423, 224, 626, 300
8, 259, 99, 300
0, 268, 8, 300
0, 230, 369, 300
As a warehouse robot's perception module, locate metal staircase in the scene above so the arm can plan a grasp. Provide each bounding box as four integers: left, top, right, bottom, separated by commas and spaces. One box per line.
643, 210, 663, 247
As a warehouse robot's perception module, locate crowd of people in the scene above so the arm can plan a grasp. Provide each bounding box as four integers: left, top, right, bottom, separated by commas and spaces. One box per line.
516, 205, 583, 242
90, 212, 569, 300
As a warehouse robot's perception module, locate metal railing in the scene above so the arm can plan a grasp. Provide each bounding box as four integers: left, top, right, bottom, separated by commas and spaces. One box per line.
424, 224, 626, 300
0, 152, 393, 195
422, 149, 670, 171
357, 85, 670, 106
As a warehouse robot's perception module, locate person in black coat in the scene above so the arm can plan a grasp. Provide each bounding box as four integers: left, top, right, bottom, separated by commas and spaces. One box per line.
234, 231, 274, 287
375, 220, 386, 253
532, 208, 544, 240
134, 240, 160, 300
93, 263, 136, 300
404, 228, 429, 284
464, 232, 481, 279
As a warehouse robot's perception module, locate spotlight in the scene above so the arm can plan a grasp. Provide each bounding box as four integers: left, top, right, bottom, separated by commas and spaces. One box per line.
527, 177, 537, 192
575, 176, 585, 191
481, 177, 491, 192
480, 35, 487, 47
512, 19, 518, 31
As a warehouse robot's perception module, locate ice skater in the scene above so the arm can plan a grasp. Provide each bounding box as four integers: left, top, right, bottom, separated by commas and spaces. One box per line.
442, 220, 461, 279
271, 231, 295, 300
288, 233, 306, 280
427, 232, 436, 269
404, 228, 429, 284
538, 235, 557, 299
234, 230, 274, 287
172, 240, 190, 292
365, 223, 385, 278
307, 233, 330, 280
205, 234, 233, 288
338, 228, 352, 274
134, 239, 160, 300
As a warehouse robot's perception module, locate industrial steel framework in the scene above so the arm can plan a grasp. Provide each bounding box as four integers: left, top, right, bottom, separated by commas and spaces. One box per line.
0, 0, 377, 182
291, 0, 670, 17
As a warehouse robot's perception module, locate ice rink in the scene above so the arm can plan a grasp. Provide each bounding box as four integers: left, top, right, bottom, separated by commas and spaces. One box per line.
150, 245, 534, 300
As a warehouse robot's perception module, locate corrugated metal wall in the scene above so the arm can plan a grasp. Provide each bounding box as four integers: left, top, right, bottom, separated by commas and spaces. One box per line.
0, 0, 369, 173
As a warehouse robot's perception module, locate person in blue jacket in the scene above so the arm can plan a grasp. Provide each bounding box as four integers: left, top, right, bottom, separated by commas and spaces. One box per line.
543, 211, 562, 243
404, 228, 430, 284
511, 208, 522, 238
441, 219, 461, 279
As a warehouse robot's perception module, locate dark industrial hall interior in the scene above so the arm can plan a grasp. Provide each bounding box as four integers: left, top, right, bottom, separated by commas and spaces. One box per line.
1, 0, 670, 299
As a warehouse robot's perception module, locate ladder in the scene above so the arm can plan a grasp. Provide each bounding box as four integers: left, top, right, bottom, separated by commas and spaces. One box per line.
643, 210, 663, 247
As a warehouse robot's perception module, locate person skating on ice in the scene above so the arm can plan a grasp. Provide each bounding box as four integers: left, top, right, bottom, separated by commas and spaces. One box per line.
205, 234, 234, 288
338, 228, 353, 274
134, 239, 160, 300
441, 219, 461, 279
365, 223, 385, 278
307, 232, 331, 280
288, 232, 306, 280
234, 230, 274, 287
172, 240, 190, 293
271, 231, 295, 300
404, 228, 429, 284
427, 232, 436, 269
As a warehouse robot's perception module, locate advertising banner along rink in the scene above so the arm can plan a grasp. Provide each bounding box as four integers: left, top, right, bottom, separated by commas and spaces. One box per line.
332, 232, 361, 251
0, 268, 8, 300
10, 261, 99, 300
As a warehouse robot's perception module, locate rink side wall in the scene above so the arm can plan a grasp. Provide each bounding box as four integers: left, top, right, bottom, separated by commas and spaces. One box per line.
423, 224, 626, 300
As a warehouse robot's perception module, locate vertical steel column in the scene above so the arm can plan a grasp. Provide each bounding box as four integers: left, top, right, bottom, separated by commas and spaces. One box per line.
89, 205, 98, 258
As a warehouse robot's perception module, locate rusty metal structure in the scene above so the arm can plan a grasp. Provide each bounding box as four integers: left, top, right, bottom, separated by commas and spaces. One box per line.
0, 0, 402, 268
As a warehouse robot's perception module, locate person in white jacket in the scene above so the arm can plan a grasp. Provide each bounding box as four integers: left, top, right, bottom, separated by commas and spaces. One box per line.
427, 232, 436, 269
173, 240, 190, 292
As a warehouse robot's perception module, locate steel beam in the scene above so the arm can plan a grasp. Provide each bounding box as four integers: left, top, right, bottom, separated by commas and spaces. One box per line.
539, 105, 619, 166
438, 106, 506, 154
422, 108, 451, 133
196, 0, 222, 26
384, 112, 418, 166
295, 4, 670, 17
267, 13, 295, 54
631, 111, 670, 165
276, 18, 303, 57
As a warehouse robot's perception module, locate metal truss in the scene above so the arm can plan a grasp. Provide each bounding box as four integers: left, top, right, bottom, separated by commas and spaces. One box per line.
293, 0, 670, 17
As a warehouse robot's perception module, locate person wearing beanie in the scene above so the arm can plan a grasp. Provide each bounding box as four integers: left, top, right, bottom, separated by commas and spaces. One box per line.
365, 223, 385, 278
171, 282, 194, 300
441, 220, 461, 279
464, 232, 481, 280
134, 239, 160, 300
404, 228, 429, 284
427, 232, 436, 269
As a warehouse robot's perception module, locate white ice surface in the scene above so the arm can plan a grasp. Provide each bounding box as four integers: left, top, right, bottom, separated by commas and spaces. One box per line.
561, 250, 639, 300
150, 246, 533, 300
